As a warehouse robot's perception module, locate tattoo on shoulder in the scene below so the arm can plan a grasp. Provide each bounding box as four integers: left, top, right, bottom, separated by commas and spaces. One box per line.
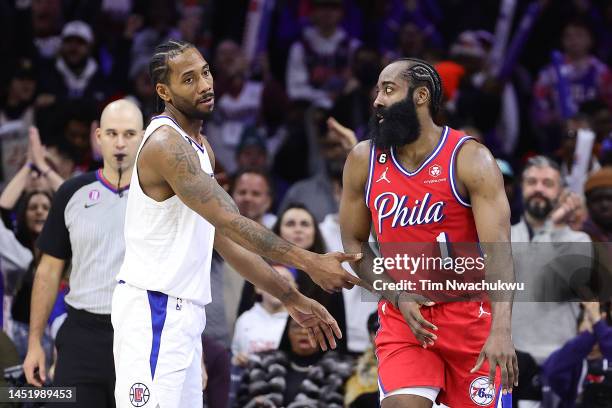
161, 129, 239, 214
229, 217, 292, 256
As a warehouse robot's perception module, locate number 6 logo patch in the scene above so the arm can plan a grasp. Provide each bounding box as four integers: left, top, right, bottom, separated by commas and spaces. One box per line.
378, 153, 387, 164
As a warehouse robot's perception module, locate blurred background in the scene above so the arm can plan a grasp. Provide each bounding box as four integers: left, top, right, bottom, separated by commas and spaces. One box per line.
1, 0, 612, 407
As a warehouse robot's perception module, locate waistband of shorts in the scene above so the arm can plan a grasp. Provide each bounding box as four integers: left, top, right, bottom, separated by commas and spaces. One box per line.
66, 304, 112, 326
116, 280, 206, 309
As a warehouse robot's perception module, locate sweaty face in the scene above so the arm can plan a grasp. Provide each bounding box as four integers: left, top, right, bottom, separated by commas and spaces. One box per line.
521, 166, 563, 220
369, 62, 423, 150
232, 173, 271, 222
163, 48, 215, 119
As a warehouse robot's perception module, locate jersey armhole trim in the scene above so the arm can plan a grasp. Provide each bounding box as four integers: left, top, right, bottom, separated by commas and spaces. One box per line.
449, 136, 474, 208
364, 143, 376, 208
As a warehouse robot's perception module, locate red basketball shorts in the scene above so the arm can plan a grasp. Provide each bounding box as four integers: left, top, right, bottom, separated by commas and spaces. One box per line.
375, 300, 512, 407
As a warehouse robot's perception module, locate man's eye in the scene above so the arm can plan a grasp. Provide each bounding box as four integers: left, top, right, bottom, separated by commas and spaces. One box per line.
385, 87, 392, 94
184, 78, 193, 84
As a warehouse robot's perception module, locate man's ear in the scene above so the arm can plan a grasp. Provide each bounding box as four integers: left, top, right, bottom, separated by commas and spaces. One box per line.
156, 83, 171, 103
414, 86, 431, 108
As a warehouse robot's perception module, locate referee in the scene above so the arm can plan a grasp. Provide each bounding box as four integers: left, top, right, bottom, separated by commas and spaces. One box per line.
23, 99, 144, 408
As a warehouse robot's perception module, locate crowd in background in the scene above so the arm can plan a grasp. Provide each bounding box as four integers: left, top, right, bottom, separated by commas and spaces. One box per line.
0, 0, 612, 407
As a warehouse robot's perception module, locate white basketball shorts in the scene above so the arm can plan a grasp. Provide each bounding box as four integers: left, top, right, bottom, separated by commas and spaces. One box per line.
112, 281, 206, 408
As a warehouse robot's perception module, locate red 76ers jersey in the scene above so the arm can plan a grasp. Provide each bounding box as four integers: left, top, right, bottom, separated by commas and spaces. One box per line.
366, 126, 479, 245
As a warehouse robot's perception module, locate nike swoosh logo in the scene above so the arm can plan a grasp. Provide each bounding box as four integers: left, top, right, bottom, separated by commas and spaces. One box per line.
84, 203, 100, 209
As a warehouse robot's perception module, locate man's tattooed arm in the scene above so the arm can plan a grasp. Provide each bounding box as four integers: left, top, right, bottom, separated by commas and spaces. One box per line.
143, 126, 313, 270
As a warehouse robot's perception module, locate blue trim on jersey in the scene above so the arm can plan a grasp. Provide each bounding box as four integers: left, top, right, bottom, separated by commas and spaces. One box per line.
449, 136, 473, 208
390, 126, 448, 177
364, 143, 376, 208
151, 115, 206, 153
95, 169, 130, 194
147, 290, 168, 380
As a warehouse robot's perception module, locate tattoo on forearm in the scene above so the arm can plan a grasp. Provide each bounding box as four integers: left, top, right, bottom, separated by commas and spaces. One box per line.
229, 217, 292, 257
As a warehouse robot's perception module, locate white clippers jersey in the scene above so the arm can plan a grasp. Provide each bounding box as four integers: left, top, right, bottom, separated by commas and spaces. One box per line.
117, 115, 215, 306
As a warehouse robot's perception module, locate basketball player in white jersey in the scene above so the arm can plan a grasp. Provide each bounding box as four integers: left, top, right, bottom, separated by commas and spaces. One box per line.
112, 40, 362, 408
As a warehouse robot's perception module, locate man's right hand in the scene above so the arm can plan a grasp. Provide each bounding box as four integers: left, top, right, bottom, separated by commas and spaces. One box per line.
304, 252, 363, 292
23, 342, 47, 387
397, 294, 437, 347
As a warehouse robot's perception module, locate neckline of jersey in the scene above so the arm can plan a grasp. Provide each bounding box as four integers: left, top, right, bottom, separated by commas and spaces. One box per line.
389, 126, 449, 177
151, 115, 205, 153
96, 169, 130, 194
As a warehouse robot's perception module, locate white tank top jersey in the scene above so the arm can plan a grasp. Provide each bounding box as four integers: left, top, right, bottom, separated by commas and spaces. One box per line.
116, 116, 216, 306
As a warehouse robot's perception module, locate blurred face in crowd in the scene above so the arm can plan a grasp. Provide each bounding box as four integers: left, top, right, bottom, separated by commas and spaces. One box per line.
26, 193, 51, 235
311, 4, 343, 35
65, 119, 90, 152
31, 0, 62, 36
586, 187, 612, 231
288, 318, 318, 356
95, 100, 144, 173
134, 70, 155, 100
213, 40, 240, 76
232, 173, 272, 222
256, 266, 296, 309
237, 146, 267, 171
521, 165, 563, 220
562, 24, 592, 59
352, 48, 381, 90
280, 208, 316, 250
370, 61, 424, 149
60, 37, 91, 68
9, 76, 36, 105
398, 22, 425, 58
158, 47, 215, 119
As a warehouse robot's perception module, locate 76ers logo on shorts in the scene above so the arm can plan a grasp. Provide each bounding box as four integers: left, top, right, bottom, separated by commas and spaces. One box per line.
428, 164, 442, 178
469, 376, 495, 406
130, 383, 150, 407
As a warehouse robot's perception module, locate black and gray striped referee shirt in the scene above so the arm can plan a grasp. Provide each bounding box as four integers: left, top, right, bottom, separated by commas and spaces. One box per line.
37, 169, 129, 314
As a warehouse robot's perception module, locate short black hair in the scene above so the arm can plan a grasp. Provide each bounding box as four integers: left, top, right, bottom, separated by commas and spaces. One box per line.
149, 39, 196, 110
393, 57, 443, 116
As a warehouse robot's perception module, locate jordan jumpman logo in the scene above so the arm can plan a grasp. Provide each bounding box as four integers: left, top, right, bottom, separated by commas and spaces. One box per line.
377, 167, 391, 183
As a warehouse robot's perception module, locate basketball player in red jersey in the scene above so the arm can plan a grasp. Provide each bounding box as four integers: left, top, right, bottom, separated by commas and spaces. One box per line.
340, 58, 518, 407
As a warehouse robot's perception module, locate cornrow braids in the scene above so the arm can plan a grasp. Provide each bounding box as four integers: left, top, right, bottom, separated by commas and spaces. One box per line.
149, 39, 195, 112
394, 57, 443, 116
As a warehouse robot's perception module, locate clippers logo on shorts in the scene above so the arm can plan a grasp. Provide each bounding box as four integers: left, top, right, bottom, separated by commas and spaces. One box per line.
130, 383, 150, 407
428, 164, 442, 177
469, 377, 495, 406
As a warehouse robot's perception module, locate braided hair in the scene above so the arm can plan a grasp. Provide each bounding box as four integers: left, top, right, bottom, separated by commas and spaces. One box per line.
149, 39, 195, 112
393, 57, 443, 117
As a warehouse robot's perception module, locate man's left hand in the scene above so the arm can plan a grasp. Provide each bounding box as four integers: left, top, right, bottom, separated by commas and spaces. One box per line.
470, 330, 519, 394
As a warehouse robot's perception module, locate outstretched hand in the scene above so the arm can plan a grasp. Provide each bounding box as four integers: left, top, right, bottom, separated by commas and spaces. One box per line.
284, 294, 342, 351
305, 252, 363, 293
